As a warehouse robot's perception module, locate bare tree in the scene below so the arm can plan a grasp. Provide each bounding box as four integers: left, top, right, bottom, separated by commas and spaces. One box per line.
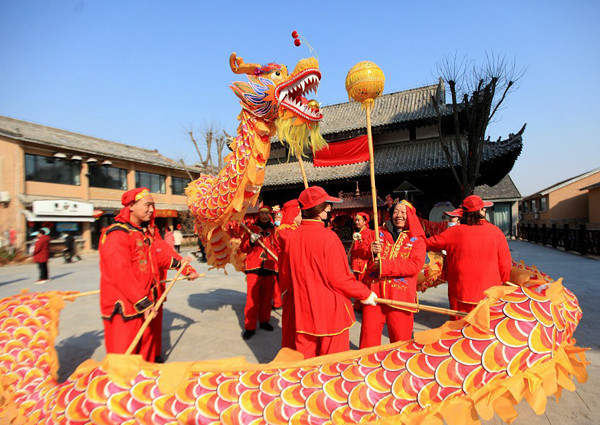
432, 52, 526, 200
184, 119, 230, 173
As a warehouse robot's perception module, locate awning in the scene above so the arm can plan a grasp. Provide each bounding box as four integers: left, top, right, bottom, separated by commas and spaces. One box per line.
21, 210, 95, 223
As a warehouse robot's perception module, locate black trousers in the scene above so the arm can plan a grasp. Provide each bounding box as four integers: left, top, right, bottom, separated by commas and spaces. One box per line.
37, 262, 48, 280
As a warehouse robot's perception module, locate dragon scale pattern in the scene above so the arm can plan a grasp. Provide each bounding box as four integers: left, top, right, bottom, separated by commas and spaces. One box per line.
0, 264, 588, 424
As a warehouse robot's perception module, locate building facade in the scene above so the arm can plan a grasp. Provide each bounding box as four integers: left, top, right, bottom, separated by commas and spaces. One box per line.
0, 115, 201, 252
519, 167, 600, 227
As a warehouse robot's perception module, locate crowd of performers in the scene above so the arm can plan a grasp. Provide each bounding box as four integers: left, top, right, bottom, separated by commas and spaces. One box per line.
98, 186, 511, 362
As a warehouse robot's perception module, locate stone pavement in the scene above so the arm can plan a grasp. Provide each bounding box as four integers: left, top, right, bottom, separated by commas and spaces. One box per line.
0, 240, 597, 424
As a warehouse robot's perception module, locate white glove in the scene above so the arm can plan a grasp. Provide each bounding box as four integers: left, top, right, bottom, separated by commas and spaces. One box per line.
361, 292, 377, 306
250, 233, 260, 244
352, 232, 362, 241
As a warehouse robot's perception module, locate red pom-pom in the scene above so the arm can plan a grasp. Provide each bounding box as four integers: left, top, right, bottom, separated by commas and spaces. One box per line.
294, 39, 301, 47
292, 31, 298, 39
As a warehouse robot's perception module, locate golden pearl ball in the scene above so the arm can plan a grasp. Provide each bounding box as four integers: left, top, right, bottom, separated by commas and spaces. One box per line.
307, 100, 320, 110
345, 61, 385, 104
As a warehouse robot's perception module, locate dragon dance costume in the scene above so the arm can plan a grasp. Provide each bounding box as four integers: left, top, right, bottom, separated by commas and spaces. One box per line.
425, 218, 512, 314
240, 209, 278, 332
360, 201, 426, 348
99, 188, 195, 362
280, 218, 371, 359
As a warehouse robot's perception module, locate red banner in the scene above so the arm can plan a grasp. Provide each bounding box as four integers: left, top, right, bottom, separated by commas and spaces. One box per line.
313, 135, 369, 167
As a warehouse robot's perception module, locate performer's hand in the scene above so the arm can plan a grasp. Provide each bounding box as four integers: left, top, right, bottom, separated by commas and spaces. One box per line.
180, 256, 194, 264
361, 292, 378, 306
187, 272, 200, 280
250, 233, 260, 244
371, 241, 382, 254
352, 232, 362, 241
143, 306, 157, 321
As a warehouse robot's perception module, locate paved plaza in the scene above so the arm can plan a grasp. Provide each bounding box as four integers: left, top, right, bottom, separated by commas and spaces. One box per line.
0, 240, 598, 424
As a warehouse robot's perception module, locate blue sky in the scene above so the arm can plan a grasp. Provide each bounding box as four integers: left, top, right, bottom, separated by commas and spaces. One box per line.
1, 0, 599, 196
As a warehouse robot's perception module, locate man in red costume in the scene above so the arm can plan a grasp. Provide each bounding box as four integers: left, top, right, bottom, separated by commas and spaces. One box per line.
279, 186, 376, 359
425, 195, 511, 316
359, 199, 426, 349
274, 199, 302, 350
32, 228, 51, 284
99, 187, 197, 361
240, 205, 278, 340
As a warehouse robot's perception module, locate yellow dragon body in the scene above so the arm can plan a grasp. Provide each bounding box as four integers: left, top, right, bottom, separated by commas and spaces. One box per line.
186, 53, 326, 269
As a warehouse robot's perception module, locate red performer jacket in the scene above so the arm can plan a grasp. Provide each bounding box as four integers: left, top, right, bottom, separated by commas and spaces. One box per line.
280, 220, 371, 336
33, 234, 50, 263
362, 222, 426, 311
350, 227, 374, 278
240, 221, 278, 275
425, 220, 512, 304
99, 220, 175, 319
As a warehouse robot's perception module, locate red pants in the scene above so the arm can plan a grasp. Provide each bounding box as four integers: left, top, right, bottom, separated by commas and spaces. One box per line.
295, 329, 349, 359
103, 314, 154, 362
244, 273, 276, 330
281, 291, 296, 350
150, 305, 163, 360
449, 297, 477, 320
360, 304, 414, 349
272, 276, 282, 308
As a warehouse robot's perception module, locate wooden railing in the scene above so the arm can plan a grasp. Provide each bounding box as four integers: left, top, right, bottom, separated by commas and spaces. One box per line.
517, 223, 600, 256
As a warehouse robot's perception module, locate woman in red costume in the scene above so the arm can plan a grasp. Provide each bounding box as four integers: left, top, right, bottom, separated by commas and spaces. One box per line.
99, 188, 197, 362
279, 186, 376, 359
350, 212, 374, 281
359, 199, 426, 349
425, 195, 511, 316
274, 199, 302, 350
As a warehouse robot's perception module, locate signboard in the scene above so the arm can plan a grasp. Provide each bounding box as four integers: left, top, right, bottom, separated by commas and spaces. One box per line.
32, 200, 94, 217
56, 223, 79, 232
155, 209, 178, 218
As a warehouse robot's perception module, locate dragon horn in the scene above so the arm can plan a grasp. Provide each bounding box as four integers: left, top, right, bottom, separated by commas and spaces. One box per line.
230, 53, 260, 75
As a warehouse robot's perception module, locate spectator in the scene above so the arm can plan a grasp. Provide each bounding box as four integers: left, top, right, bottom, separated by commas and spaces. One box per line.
173, 224, 183, 253
65, 232, 82, 263
33, 228, 51, 284
164, 226, 175, 249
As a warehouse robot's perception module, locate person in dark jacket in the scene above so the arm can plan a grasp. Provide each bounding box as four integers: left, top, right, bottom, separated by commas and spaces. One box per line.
33, 228, 51, 284
65, 232, 82, 263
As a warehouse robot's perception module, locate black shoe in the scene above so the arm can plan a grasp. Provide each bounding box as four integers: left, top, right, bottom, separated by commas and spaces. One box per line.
259, 322, 274, 332
242, 329, 255, 340
154, 356, 165, 364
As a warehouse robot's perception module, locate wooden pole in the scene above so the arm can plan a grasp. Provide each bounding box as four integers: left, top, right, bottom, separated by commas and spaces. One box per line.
365, 102, 381, 257
239, 222, 279, 262
296, 153, 309, 189
60, 275, 206, 301
374, 297, 467, 317
125, 260, 189, 355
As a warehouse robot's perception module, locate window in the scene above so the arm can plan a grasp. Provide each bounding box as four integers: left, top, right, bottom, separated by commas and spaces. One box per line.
25, 154, 81, 185
136, 171, 166, 193
540, 196, 548, 212
172, 176, 191, 195
88, 164, 127, 190
531, 199, 538, 213
522, 201, 529, 214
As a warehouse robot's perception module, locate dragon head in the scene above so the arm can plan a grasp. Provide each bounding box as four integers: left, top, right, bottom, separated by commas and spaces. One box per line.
229, 53, 326, 155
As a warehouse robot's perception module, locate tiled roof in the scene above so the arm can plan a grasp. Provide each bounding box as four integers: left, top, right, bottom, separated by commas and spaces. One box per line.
332, 195, 386, 210
271, 83, 451, 143
0, 115, 201, 173
264, 133, 523, 188
523, 167, 600, 199
474, 175, 521, 201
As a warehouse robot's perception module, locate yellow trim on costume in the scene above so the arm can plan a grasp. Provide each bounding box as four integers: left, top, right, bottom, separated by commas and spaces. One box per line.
295, 321, 355, 337
135, 188, 151, 201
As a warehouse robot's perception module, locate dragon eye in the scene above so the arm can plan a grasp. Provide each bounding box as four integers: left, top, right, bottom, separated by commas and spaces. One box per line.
271, 70, 283, 81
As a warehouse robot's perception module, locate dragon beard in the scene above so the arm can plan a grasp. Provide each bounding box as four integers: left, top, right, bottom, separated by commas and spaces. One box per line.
275, 115, 327, 158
